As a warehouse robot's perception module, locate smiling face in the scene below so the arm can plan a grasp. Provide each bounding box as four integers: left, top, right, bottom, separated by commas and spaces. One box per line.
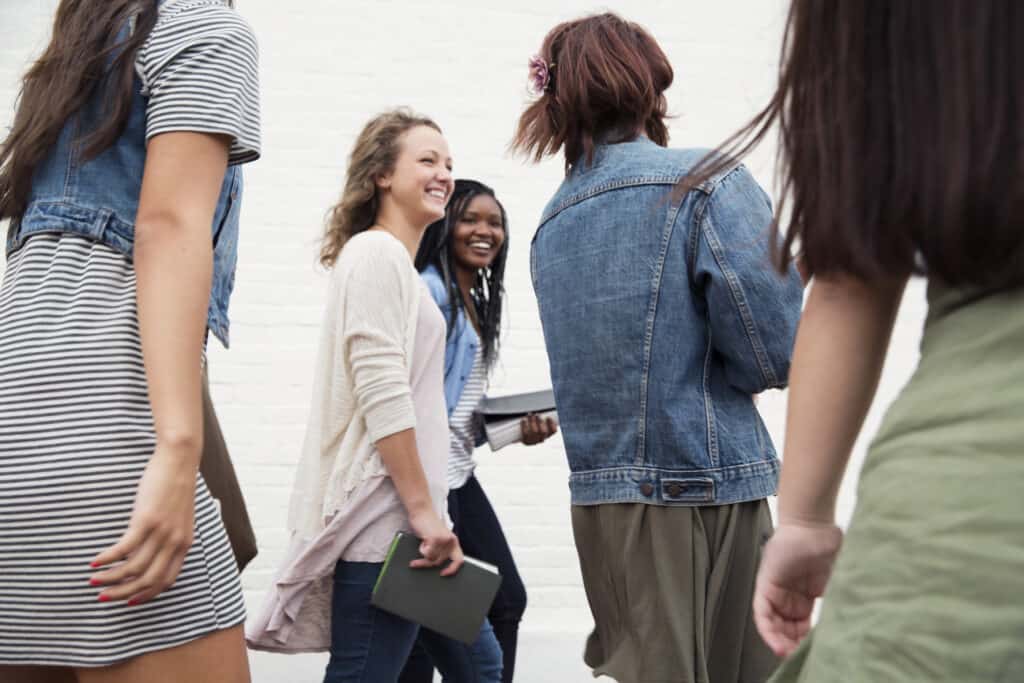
377, 124, 454, 227
450, 193, 506, 273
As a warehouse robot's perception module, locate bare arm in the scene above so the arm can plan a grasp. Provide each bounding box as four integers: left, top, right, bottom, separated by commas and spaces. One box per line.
777, 273, 907, 524
135, 133, 228, 451
90, 132, 229, 603
753, 272, 907, 656
376, 429, 462, 575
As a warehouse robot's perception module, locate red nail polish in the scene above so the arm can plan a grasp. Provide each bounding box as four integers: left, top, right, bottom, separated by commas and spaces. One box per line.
98, 594, 110, 602
127, 599, 139, 606
89, 578, 101, 586
90, 561, 101, 568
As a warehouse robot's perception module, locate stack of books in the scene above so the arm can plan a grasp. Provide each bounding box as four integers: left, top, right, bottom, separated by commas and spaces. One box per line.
478, 389, 558, 451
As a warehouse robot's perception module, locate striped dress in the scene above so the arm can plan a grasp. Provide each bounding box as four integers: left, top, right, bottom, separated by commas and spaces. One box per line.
0, 0, 259, 667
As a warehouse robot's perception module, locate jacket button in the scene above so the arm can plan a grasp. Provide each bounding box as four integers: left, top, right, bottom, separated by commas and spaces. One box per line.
639, 483, 654, 497
666, 483, 682, 497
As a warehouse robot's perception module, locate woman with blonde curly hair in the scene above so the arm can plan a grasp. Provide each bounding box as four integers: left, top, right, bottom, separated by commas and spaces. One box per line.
247, 109, 501, 682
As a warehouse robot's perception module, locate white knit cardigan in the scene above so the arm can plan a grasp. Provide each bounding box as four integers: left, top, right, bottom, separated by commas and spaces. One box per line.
287, 230, 423, 539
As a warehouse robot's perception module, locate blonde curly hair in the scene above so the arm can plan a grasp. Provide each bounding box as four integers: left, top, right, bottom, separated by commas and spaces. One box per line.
320, 108, 442, 267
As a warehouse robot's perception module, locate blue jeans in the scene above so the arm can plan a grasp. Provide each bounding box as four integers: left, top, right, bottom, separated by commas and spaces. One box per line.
327, 557, 503, 683
325, 560, 420, 682
399, 476, 525, 683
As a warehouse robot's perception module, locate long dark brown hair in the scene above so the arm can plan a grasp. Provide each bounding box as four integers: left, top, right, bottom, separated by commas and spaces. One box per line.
512, 13, 673, 171
681, 0, 1024, 294
0, 0, 160, 221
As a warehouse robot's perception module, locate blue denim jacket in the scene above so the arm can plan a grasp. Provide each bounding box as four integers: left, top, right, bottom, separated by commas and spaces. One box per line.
5, 25, 243, 347
421, 264, 479, 415
531, 137, 803, 506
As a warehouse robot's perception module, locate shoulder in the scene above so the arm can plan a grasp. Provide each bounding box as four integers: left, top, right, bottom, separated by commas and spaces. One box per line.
541, 141, 739, 224
605, 144, 737, 190
704, 163, 771, 217
141, 0, 257, 67
335, 231, 414, 281
155, 0, 255, 35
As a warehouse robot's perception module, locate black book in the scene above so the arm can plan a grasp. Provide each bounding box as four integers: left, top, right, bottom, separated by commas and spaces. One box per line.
477, 389, 558, 451
370, 532, 501, 644
478, 388, 556, 423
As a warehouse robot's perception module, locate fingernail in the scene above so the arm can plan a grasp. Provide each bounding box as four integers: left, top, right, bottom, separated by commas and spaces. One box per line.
98, 594, 110, 602
127, 599, 139, 606
89, 578, 101, 586
90, 561, 101, 568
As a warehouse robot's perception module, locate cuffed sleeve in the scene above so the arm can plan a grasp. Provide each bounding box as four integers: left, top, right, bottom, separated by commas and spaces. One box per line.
137, 3, 260, 164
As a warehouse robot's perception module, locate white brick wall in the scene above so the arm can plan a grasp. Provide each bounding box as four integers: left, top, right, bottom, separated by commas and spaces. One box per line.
1, 0, 927, 644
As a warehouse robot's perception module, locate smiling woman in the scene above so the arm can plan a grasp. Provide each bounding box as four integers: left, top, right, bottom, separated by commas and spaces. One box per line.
246, 110, 502, 683
399, 179, 558, 683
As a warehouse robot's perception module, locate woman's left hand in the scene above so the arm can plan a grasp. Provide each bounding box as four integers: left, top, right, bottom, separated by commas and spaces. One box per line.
521, 413, 558, 445
753, 521, 843, 657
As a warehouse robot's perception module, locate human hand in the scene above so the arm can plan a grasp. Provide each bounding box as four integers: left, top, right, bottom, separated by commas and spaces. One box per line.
753, 521, 843, 657
89, 444, 199, 605
408, 509, 463, 577
521, 413, 558, 445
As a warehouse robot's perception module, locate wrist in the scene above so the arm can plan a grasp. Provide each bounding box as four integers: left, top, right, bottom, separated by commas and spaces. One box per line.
155, 433, 202, 467
776, 512, 839, 530
777, 489, 839, 528
404, 497, 435, 518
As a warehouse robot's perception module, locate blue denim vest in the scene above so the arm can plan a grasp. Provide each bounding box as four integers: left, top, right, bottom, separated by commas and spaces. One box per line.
421, 264, 479, 415
531, 137, 803, 507
5, 23, 242, 347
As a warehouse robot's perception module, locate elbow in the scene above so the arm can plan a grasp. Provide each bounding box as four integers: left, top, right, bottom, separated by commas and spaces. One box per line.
726, 346, 793, 393
134, 209, 212, 257
756, 335, 797, 391
728, 368, 780, 395
762, 355, 793, 391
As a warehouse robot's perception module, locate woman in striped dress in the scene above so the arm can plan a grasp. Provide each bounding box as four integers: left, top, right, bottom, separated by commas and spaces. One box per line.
0, 1, 259, 681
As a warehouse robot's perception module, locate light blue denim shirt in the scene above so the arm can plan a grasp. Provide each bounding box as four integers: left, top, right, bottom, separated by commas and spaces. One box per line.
6, 13, 245, 347
421, 264, 479, 416
531, 137, 803, 506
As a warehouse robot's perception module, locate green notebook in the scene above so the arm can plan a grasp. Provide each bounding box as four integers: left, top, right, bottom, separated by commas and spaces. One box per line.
370, 532, 501, 644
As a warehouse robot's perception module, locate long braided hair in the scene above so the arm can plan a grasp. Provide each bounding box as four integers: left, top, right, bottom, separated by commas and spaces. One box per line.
415, 179, 509, 372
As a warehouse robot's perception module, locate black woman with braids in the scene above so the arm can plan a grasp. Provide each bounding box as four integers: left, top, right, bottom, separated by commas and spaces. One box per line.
399, 179, 558, 683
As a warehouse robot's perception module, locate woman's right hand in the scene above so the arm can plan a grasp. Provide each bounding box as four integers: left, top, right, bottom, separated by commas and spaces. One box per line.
408, 509, 463, 577
89, 444, 199, 604
521, 413, 558, 445
752, 521, 843, 657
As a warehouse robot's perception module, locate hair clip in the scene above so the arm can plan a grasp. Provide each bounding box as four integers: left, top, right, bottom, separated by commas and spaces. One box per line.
528, 54, 555, 95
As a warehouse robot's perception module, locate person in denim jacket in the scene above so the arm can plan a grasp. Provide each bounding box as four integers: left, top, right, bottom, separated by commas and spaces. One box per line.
512, 13, 803, 683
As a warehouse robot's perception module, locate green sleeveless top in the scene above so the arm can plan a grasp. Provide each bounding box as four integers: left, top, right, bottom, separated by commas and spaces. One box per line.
771, 283, 1024, 682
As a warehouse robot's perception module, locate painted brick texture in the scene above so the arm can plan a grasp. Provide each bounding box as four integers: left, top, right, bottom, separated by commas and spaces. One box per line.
1, 0, 926, 639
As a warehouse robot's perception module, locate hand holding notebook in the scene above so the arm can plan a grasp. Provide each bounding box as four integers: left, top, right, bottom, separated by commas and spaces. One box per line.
477, 388, 558, 451
371, 532, 502, 644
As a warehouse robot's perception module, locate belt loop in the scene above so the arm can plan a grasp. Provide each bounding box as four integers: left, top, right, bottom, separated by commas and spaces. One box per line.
90, 208, 114, 240
5, 216, 24, 256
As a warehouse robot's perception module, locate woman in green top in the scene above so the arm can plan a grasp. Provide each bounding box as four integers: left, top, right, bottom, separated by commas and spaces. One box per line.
685, 1, 1024, 680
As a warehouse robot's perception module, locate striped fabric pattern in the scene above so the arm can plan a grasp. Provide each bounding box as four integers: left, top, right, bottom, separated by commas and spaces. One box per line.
447, 346, 488, 490
137, 0, 261, 165
0, 235, 245, 667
